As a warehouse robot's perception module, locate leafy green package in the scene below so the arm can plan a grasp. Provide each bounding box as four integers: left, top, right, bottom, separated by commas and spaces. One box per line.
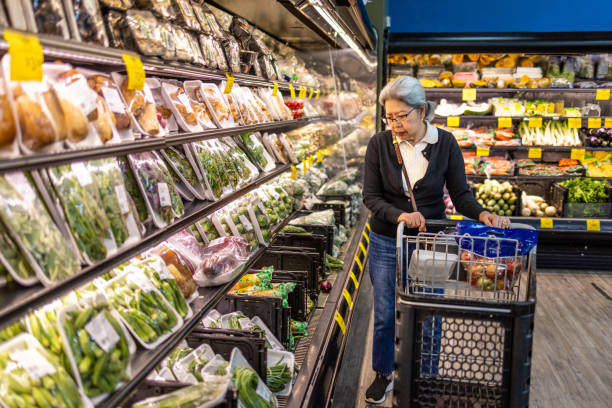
47, 163, 117, 264
0, 172, 80, 286
0, 220, 36, 285
161, 146, 208, 201
87, 158, 143, 248
58, 296, 134, 401
105, 269, 182, 348
221, 137, 260, 185
128, 151, 184, 228
239, 132, 276, 172
210, 139, 241, 191
192, 140, 232, 200
117, 156, 150, 224
0, 333, 87, 408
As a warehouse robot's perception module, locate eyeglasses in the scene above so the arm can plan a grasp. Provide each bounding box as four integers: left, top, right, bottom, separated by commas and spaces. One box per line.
382, 108, 416, 125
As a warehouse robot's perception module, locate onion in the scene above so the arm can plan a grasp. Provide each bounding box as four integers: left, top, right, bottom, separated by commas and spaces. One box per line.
320, 280, 332, 293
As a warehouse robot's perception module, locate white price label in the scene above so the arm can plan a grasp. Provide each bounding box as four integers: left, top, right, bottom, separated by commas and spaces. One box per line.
101, 87, 126, 113
158, 183, 171, 207
239, 215, 254, 231
157, 264, 174, 281
269, 189, 280, 199
257, 201, 269, 217
128, 271, 155, 293
10, 349, 56, 379
114, 184, 130, 214
4, 172, 36, 203
85, 312, 120, 353
177, 93, 194, 113
238, 317, 252, 329
71, 162, 93, 186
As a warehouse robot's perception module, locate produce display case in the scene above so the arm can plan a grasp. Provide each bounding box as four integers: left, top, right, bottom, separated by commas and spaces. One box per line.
384, 32, 612, 269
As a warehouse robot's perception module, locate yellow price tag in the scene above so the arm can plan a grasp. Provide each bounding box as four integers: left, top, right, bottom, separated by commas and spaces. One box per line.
498, 117, 513, 128
121, 54, 146, 91
571, 148, 585, 161
359, 242, 367, 257
315, 89, 320, 99
605, 117, 612, 128
4, 30, 44, 82
529, 117, 542, 128
349, 271, 359, 289
272, 81, 278, 96
365, 222, 371, 231
588, 117, 602, 129
308, 155, 314, 167
450, 215, 463, 221
462, 88, 476, 101
343, 289, 353, 310
298, 86, 307, 99
335, 312, 346, 334
587, 219, 600, 231
316, 151, 323, 162
290, 165, 297, 179
303, 160, 308, 173
308, 87, 314, 99
596, 89, 610, 100
447, 116, 460, 127
540, 218, 553, 229
568, 117, 581, 129
528, 148, 542, 159
223, 73, 235, 94
362, 230, 369, 243
354, 256, 363, 271
289, 83, 295, 99
476, 147, 490, 157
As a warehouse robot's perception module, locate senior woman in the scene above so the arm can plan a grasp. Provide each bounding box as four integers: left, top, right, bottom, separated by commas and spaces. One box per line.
363, 76, 509, 404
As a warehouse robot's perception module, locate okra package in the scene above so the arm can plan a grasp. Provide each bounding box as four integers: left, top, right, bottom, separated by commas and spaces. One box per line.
132, 373, 230, 408
0, 333, 91, 408
117, 156, 152, 225
0, 172, 80, 286
57, 295, 134, 403
182, 81, 218, 129
0, 220, 36, 286
160, 145, 209, 201
239, 132, 277, 172
128, 151, 185, 228
104, 268, 183, 349
198, 82, 236, 128
46, 163, 118, 265
230, 348, 278, 408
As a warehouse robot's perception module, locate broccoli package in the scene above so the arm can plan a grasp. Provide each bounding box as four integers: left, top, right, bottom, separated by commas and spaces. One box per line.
0, 333, 89, 408
128, 151, 184, 228
0, 172, 80, 286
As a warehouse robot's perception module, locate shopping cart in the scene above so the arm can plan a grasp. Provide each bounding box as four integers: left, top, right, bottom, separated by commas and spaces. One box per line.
393, 222, 536, 408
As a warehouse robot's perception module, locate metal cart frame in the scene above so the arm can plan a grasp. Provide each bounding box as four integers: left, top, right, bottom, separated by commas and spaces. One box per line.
393, 222, 537, 408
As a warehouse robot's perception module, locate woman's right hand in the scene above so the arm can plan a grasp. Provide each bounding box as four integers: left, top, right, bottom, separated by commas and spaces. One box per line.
397, 212, 426, 232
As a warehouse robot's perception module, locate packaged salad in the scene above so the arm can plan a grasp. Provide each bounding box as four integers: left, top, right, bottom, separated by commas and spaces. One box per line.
57, 295, 134, 402
0, 333, 88, 408
117, 156, 151, 224
239, 132, 277, 172
104, 269, 182, 349
87, 158, 142, 248
221, 136, 260, 185
211, 138, 242, 191
188, 141, 226, 201
46, 163, 117, 264
128, 151, 184, 228
160, 145, 209, 200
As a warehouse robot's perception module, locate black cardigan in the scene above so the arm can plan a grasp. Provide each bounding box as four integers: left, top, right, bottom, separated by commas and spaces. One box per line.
362, 128, 484, 238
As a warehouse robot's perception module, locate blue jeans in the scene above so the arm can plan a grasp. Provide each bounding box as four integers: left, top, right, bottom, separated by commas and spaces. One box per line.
369, 231, 442, 377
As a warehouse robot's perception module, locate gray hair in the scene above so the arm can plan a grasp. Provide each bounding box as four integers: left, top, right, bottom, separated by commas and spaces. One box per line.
379, 76, 435, 121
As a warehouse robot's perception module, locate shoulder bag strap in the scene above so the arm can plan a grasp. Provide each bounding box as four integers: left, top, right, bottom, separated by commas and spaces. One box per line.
392, 137, 419, 213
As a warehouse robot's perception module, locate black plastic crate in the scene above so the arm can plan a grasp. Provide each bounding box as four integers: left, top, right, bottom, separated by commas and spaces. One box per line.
393, 280, 536, 407
311, 202, 346, 226
272, 232, 327, 260
124, 379, 239, 407
253, 249, 318, 291
271, 270, 309, 321
216, 294, 291, 346
317, 192, 362, 227
550, 182, 612, 218
187, 328, 267, 380
268, 246, 323, 282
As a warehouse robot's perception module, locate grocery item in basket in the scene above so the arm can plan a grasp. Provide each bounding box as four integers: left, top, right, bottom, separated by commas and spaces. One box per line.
173, 343, 215, 382
68, 0, 109, 46
231, 350, 278, 408
0, 334, 85, 407
455, 221, 538, 257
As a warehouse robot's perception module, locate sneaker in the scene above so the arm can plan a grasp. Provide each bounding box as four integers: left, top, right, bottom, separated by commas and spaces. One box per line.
365, 372, 393, 404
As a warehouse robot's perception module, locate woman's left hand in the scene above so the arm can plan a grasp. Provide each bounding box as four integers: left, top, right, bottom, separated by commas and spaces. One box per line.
479, 211, 511, 229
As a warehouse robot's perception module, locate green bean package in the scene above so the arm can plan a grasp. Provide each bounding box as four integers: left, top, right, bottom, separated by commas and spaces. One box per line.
104, 269, 183, 349
230, 348, 278, 408
47, 163, 117, 264
128, 151, 184, 228
266, 349, 295, 396
58, 295, 134, 403
116, 156, 151, 224
129, 256, 192, 320
0, 172, 80, 286
87, 158, 142, 248
0, 333, 89, 408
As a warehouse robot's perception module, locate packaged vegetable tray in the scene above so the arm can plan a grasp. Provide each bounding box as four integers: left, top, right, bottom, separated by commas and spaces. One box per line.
132, 375, 231, 408
160, 145, 209, 201
0, 333, 91, 408
239, 132, 276, 172
0, 220, 36, 286
230, 348, 278, 408
57, 294, 135, 403
172, 343, 215, 383
128, 151, 184, 228
189, 140, 229, 200
266, 349, 295, 396
104, 269, 183, 349
221, 137, 260, 186
0, 172, 80, 285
